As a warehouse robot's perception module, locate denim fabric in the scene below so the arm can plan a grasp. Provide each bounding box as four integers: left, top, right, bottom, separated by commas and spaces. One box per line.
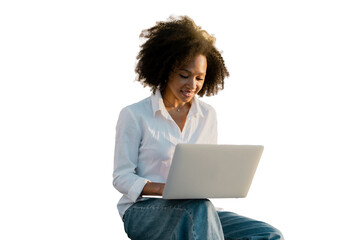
122, 198, 283, 240
218, 211, 283, 240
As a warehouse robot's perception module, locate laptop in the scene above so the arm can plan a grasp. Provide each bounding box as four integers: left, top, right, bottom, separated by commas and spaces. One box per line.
162, 144, 264, 199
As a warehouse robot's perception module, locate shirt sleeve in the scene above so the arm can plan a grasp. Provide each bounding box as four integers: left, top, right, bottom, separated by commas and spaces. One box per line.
112, 107, 150, 202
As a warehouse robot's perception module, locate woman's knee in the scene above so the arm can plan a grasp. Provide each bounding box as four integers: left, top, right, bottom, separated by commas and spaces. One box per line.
265, 225, 284, 240
251, 220, 283, 240
218, 211, 284, 240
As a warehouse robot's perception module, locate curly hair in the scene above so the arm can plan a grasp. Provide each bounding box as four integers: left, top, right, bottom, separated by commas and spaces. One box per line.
135, 15, 229, 97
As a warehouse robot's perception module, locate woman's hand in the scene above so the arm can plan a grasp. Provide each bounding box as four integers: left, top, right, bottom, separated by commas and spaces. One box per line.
141, 182, 165, 196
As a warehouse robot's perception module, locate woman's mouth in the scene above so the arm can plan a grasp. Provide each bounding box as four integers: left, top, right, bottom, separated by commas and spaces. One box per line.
181, 90, 194, 98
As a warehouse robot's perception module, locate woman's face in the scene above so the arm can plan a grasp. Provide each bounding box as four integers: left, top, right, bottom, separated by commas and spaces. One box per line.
164, 54, 207, 103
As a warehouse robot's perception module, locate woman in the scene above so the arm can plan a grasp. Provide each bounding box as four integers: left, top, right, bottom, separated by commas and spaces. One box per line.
113, 16, 284, 240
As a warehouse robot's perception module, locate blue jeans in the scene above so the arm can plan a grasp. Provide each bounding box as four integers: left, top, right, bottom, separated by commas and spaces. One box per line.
122, 198, 284, 240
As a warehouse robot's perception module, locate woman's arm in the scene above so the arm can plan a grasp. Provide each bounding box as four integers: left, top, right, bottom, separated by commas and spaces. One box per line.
141, 182, 165, 196
113, 107, 150, 202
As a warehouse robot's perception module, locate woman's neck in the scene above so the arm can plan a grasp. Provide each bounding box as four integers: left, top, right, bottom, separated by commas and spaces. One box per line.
161, 90, 192, 110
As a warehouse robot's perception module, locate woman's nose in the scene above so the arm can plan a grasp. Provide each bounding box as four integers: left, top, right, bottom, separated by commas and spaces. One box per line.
188, 77, 196, 89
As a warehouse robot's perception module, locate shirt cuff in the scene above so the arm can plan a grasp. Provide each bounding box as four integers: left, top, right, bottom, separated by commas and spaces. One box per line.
128, 177, 150, 202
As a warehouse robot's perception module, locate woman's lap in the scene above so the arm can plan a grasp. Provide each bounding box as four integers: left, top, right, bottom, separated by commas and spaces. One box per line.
123, 198, 283, 240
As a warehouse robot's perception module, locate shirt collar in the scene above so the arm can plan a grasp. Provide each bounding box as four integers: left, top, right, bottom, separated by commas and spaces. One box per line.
151, 90, 167, 118
151, 90, 204, 118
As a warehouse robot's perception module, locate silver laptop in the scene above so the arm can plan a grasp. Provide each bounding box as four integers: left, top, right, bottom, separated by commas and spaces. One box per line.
162, 144, 263, 199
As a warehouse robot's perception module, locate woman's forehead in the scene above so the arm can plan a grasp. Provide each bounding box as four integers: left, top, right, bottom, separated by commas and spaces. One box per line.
176, 55, 207, 73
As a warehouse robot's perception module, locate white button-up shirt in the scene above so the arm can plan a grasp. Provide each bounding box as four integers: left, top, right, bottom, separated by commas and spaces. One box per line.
113, 90, 218, 218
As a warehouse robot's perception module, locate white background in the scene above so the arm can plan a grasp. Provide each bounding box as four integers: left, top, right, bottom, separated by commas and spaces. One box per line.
1, 0, 359, 239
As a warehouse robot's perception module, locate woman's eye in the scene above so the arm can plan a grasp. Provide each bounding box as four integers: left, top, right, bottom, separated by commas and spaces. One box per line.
179, 74, 188, 79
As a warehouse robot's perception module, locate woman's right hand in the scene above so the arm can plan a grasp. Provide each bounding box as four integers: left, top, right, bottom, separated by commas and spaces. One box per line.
141, 182, 165, 196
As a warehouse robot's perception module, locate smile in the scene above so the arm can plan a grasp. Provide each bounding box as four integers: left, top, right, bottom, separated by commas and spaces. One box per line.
181, 90, 195, 98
